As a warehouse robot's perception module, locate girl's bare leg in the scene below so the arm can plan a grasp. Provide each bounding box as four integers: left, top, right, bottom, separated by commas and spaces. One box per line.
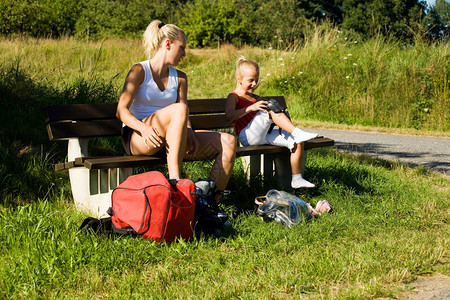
290, 142, 305, 175
130, 103, 188, 179
268, 111, 295, 133
268, 111, 318, 143
290, 142, 315, 188
263, 111, 315, 188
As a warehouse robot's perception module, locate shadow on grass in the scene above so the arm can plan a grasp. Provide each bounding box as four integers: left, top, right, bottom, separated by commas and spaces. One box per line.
334, 141, 448, 174
0, 63, 120, 206
301, 147, 431, 198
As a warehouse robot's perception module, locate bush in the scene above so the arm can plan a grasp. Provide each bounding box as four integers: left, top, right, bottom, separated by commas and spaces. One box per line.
0, 0, 80, 37
341, 0, 426, 41
238, 0, 324, 47
178, 0, 249, 48
74, 0, 179, 39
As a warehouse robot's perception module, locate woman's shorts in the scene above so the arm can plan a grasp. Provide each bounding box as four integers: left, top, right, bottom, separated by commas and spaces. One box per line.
121, 126, 134, 156
238, 111, 295, 150
121, 126, 165, 157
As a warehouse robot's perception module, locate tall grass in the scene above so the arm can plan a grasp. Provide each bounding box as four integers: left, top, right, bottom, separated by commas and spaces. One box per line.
1, 29, 448, 132
0, 27, 449, 298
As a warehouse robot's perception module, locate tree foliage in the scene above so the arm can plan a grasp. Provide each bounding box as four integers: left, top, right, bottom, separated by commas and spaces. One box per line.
425, 0, 450, 40
0, 0, 446, 44
74, 0, 179, 39
0, 0, 80, 36
236, 0, 322, 46
178, 0, 249, 47
340, 0, 427, 39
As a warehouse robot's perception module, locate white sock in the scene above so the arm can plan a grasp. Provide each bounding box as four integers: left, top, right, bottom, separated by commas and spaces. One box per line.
291, 174, 315, 189
292, 127, 318, 144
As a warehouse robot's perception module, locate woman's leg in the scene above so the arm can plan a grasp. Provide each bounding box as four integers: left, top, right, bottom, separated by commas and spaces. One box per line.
185, 130, 236, 202
130, 103, 188, 179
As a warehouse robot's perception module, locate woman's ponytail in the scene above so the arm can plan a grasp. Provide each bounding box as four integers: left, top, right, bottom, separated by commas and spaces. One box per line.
142, 20, 185, 59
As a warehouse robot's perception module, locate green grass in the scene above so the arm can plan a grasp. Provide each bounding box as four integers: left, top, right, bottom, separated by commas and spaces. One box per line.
0, 149, 448, 299
0, 32, 449, 298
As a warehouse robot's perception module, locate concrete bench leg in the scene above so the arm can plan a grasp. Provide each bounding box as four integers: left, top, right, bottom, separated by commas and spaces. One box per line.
241, 155, 262, 181
67, 138, 132, 217
240, 152, 291, 191
273, 152, 292, 191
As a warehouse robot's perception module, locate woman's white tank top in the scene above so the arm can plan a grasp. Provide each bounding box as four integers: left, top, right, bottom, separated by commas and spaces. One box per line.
128, 60, 179, 121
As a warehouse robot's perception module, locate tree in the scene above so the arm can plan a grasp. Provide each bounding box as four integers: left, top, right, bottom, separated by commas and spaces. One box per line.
178, 0, 249, 47
74, 0, 179, 39
0, 0, 80, 37
425, 0, 450, 40
340, 0, 427, 39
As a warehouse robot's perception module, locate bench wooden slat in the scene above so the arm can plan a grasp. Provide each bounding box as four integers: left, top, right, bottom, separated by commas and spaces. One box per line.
83, 155, 165, 169
47, 120, 122, 140
236, 145, 288, 156
189, 114, 232, 130
76, 148, 286, 170
54, 137, 334, 170
187, 96, 286, 114
187, 98, 228, 114
303, 137, 335, 150
45, 103, 118, 122
45, 97, 289, 139
46, 97, 334, 171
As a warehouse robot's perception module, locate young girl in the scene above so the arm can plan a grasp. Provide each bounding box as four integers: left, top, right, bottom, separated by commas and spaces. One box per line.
225, 57, 318, 189
116, 20, 236, 202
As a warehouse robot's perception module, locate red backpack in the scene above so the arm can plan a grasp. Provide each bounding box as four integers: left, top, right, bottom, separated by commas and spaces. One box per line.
110, 171, 196, 243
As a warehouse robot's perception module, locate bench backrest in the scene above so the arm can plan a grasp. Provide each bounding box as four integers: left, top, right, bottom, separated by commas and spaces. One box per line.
45, 96, 286, 141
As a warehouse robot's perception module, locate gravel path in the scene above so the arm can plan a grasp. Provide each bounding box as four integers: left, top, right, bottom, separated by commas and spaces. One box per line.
303, 128, 450, 175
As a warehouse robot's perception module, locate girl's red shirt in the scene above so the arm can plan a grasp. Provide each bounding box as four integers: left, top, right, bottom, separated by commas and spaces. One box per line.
231, 92, 258, 137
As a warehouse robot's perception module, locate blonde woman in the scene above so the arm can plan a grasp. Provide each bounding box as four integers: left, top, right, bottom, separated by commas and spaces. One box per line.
117, 20, 236, 202
225, 57, 317, 189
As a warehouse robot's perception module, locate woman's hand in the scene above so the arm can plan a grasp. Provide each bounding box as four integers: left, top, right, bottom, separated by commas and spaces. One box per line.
141, 124, 163, 149
186, 128, 199, 156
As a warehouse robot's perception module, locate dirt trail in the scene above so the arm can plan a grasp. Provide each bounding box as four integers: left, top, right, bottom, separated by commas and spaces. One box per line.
398, 274, 450, 300
374, 274, 450, 300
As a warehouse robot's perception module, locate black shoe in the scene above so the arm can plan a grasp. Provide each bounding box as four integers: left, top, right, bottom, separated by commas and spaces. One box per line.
194, 179, 230, 237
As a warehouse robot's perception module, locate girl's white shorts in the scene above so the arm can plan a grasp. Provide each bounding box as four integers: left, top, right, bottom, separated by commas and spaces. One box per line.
239, 111, 295, 150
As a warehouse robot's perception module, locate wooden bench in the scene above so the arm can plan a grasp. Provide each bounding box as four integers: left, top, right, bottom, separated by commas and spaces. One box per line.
45, 96, 334, 217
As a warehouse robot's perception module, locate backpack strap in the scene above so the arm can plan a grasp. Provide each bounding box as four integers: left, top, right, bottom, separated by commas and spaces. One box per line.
79, 217, 113, 235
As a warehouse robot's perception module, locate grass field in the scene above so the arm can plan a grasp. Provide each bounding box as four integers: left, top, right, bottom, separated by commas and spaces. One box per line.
1, 30, 449, 132
0, 31, 449, 299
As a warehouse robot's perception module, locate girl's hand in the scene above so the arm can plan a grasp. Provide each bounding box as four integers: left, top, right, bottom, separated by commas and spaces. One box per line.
249, 100, 268, 112
141, 125, 163, 149
186, 128, 200, 156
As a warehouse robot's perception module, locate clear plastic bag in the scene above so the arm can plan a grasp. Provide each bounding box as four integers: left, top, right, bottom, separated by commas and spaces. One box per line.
256, 189, 314, 227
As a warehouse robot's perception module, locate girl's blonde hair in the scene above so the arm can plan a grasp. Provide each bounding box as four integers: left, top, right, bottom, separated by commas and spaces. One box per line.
235, 56, 260, 84
142, 20, 186, 59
